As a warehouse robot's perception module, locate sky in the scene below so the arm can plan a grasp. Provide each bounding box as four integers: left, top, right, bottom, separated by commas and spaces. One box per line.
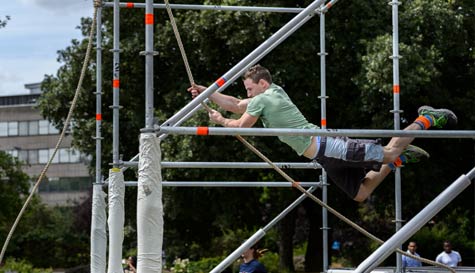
0, 0, 93, 96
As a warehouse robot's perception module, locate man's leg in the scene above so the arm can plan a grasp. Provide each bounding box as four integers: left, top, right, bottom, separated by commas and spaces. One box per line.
354, 106, 457, 202
354, 165, 392, 202
382, 106, 457, 163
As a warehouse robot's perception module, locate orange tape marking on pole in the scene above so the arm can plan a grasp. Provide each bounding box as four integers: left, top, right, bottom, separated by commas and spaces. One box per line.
113, 79, 120, 88
326, 2, 332, 9
126, 2, 134, 8
196, 127, 209, 136
145, 14, 154, 25
393, 85, 400, 94
214, 77, 226, 88
321, 118, 327, 127
96, 114, 102, 121
292, 181, 301, 188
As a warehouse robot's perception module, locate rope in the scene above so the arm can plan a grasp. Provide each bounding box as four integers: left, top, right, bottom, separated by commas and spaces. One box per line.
162, 1, 453, 272
163, 0, 213, 113
235, 135, 455, 273
0, 4, 99, 265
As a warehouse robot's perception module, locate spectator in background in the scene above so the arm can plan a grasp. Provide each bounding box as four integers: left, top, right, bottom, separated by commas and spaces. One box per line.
436, 241, 462, 267
240, 243, 267, 273
123, 255, 137, 273
402, 241, 422, 268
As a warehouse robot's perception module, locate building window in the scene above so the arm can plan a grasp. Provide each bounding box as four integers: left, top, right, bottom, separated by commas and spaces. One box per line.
8, 121, 18, 136
29, 121, 39, 135
59, 148, 70, 163
18, 121, 29, 136
70, 149, 80, 163
39, 120, 49, 135
0, 122, 7, 136
38, 149, 49, 164
49, 122, 60, 134
49, 148, 59, 163
28, 150, 38, 164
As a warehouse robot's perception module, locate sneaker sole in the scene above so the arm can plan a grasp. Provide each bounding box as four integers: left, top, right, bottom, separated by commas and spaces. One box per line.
406, 144, 430, 159
417, 105, 458, 128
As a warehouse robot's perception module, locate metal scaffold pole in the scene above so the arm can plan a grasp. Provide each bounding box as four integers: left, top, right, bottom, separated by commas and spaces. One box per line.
90, 3, 107, 273
354, 170, 472, 273
319, 4, 330, 271
390, 0, 403, 271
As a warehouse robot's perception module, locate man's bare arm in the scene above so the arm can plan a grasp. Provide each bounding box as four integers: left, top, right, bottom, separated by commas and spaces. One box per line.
188, 84, 249, 114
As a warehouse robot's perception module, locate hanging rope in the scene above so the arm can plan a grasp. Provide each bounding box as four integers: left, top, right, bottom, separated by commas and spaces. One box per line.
162, 2, 453, 272
0, 1, 100, 265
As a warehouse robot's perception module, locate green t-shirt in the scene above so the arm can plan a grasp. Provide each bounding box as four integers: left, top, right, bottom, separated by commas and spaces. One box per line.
246, 84, 319, 155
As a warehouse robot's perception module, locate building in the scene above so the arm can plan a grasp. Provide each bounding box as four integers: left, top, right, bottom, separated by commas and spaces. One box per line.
0, 83, 91, 206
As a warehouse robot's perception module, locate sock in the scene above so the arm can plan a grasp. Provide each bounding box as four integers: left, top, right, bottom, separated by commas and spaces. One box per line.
414, 115, 434, 130
388, 155, 406, 171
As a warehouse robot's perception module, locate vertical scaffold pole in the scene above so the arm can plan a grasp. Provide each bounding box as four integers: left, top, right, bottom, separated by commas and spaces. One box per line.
91, 4, 107, 273
389, 0, 403, 271
319, 5, 330, 272
137, 0, 163, 272
160, 0, 326, 128
354, 172, 472, 273
112, 0, 121, 167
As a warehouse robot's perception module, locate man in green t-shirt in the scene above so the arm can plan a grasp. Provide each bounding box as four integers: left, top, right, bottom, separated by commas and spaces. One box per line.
188, 65, 457, 202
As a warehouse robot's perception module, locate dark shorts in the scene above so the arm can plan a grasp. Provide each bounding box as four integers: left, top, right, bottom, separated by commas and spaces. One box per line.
315, 137, 383, 199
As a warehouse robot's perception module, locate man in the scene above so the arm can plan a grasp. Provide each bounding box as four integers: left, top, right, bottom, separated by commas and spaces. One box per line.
239, 244, 267, 273
188, 65, 457, 202
402, 241, 422, 268
436, 241, 462, 267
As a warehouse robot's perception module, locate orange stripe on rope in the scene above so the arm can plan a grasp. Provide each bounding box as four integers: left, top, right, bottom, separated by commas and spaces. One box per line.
145, 14, 154, 25
292, 181, 301, 188
196, 127, 209, 136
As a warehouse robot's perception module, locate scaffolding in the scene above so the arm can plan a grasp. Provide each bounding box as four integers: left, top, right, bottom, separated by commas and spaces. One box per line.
90, 1, 474, 273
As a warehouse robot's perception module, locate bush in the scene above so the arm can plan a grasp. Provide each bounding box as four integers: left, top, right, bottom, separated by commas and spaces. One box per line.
0, 258, 52, 273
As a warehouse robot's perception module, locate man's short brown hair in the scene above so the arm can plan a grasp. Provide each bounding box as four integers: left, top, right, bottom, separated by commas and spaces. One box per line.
242, 64, 272, 84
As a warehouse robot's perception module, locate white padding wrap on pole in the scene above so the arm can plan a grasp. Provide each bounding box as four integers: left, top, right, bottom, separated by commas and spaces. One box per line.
91, 184, 107, 273
137, 133, 163, 273
107, 168, 125, 273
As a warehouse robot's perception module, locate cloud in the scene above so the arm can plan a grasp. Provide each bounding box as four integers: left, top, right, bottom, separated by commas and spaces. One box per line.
19, 0, 92, 15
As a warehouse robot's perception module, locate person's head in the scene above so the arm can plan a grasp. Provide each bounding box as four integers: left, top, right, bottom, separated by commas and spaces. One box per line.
241, 243, 265, 261
443, 241, 453, 253
127, 256, 137, 267
242, 65, 272, 98
407, 241, 417, 254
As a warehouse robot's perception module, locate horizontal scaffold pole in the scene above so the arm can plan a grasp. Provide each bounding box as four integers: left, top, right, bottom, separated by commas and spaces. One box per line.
103, 2, 306, 13
121, 161, 321, 169
158, 126, 475, 138
120, 181, 321, 187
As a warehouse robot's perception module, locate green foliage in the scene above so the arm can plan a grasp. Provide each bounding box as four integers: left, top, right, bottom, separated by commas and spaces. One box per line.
0, 15, 9, 28
35, 0, 475, 269
0, 258, 52, 273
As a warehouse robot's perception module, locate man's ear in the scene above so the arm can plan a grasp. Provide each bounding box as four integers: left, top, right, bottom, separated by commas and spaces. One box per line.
258, 79, 270, 89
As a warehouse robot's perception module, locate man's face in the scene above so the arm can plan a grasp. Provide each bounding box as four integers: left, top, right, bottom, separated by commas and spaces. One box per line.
408, 242, 417, 254
443, 242, 452, 253
243, 78, 266, 98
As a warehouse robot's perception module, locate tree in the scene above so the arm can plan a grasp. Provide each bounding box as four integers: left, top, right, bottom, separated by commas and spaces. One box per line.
0, 15, 10, 29
38, 0, 474, 270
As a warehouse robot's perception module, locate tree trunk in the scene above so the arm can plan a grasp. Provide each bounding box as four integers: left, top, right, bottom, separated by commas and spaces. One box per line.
279, 210, 296, 272
304, 199, 323, 272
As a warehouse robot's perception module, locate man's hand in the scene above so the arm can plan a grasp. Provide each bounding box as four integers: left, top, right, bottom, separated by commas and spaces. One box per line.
209, 109, 225, 125
187, 84, 207, 98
